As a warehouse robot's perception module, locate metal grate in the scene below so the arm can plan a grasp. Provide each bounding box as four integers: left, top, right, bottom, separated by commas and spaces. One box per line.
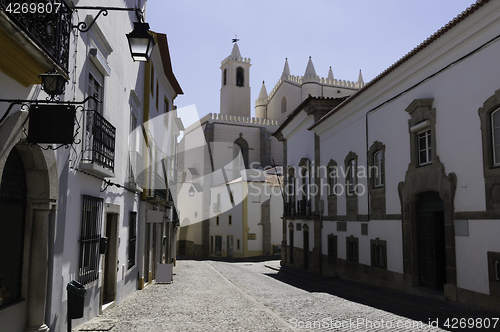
78, 195, 104, 285
82, 110, 116, 172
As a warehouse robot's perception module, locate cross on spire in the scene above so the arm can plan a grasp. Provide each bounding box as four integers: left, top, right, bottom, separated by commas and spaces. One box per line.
232, 35, 239, 43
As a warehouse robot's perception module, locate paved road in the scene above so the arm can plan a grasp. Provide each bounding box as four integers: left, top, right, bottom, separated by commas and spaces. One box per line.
75, 259, 493, 332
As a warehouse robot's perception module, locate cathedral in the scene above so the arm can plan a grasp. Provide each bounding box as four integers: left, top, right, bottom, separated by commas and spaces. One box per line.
176, 42, 363, 257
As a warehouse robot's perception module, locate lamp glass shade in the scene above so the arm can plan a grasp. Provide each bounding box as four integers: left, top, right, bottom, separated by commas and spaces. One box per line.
39, 72, 67, 97
126, 22, 155, 62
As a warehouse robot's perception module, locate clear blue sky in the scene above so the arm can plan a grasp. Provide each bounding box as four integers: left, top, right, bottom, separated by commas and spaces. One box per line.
146, 0, 477, 120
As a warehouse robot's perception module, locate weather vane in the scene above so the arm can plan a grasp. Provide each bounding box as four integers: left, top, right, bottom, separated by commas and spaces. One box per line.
232, 35, 239, 43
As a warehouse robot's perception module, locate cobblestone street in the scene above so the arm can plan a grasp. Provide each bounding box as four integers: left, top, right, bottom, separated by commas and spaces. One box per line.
74, 259, 499, 332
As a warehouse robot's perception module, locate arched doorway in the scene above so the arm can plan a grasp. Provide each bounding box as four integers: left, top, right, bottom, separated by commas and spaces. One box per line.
416, 191, 446, 291
303, 224, 309, 270
0, 147, 26, 307
288, 223, 294, 264
0, 111, 58, 332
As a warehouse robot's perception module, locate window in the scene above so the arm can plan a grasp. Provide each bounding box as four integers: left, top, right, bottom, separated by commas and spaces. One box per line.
216, 216, 219, 226
229, 190, 234, 204
287, 167, 296, 217
150, 64, 154, 95
327, 234, 337, 264
281, 96, 287, 114
164, 97, 169, 128
346, 236, 358, 262
211, 236, 214, 255
79, 195, 104, 284
298, 158, 311, 217
417, 129, 432, 166
370, 238, 387, 269
491, 108, 500, 166
328, 161, 337, 195
88, 68, 104, 115
236, 67, 244, 87
347, 159, 357, 194
373, 150, 384, 187
128, 212, 137, 269
156, 81, 159, 110
405, 99, 435, 168
228, 215, 232, 225
368, 142, 386, 219
214, 193, 221, 212
223, 69, 227, 86
237, 239, 240, 250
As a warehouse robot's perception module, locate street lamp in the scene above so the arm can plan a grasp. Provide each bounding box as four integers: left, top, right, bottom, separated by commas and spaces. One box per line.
188, 185, 195, 197
39, 70, 68, 100
127, 22, 155, 62
72, 6, 155, 62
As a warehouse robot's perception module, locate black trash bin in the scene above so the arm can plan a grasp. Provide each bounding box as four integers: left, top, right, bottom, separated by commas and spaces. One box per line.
66, 280, 87, 319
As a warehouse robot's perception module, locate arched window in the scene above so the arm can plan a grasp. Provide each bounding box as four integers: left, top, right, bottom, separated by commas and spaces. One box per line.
223, 69, 227, 86
236, 67, 244, 87
233, 134, 249, 169
281, 96, 287, 114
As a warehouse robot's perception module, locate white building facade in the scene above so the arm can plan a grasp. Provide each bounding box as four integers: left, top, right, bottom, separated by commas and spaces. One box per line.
279, 0, 500, 310
0, 1, 184, 331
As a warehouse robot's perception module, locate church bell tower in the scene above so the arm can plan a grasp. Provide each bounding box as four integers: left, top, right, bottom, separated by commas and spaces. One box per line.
220, 42, 251, 117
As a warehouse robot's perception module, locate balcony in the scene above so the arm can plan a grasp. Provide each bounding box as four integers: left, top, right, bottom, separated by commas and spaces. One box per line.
0, 0, 72, 82
296, 199, 311, 218
80, 111, 116, 178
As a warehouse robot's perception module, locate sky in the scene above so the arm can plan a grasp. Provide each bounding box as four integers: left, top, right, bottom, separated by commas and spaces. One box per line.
146, 0, 478, 124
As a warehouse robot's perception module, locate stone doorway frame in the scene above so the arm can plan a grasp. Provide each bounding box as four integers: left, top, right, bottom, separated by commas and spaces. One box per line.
0, 111, 58, 332
398, 157, 457, 300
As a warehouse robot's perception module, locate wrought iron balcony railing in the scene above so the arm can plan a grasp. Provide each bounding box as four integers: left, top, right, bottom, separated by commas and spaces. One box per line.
82, 110, 116, 172
296, 199, 310, 217
0, 0, 72, 72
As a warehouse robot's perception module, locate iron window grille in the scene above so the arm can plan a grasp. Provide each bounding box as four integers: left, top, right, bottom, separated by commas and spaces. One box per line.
79, 195, 104, 285
128, 211, 137, 269
82, 110, 116, 172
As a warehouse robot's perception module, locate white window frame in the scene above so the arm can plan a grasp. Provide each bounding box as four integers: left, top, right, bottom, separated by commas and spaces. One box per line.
417, 129, 432, 166
491, 108, 500, 166
373, 150, 384, 188
347, 159, 357, 193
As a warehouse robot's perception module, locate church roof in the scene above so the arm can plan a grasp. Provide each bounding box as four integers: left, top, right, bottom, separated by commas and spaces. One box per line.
258, 81, 268, 100
231, 43, 241, 58
282, 58, 290, 76
328, 66, 334, 81
357, 69, 364, 85
304, 56, 317, 76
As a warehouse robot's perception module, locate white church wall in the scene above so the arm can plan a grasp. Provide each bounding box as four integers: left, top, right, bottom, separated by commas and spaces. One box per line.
267, 81, 302, 122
